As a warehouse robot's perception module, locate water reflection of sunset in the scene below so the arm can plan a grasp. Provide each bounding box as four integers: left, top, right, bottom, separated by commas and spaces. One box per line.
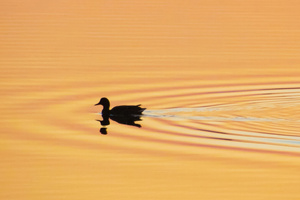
1, 1, 300, 200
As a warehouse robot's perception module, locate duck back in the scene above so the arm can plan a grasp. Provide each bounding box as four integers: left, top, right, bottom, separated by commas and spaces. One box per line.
110, 105, 146, 116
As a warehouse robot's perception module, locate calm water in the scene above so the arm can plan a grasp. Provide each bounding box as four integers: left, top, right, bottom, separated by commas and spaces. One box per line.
1, 1, 300, 199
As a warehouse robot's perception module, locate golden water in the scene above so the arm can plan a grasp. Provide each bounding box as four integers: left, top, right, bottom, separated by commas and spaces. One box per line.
1, 1, 300, 199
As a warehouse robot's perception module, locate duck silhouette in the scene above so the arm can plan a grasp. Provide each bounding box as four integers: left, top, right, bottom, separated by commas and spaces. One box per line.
95, 97, 146, 116
95, 97, 146, 134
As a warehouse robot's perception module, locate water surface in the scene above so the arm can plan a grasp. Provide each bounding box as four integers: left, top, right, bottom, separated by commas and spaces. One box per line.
1, 1, 300, 199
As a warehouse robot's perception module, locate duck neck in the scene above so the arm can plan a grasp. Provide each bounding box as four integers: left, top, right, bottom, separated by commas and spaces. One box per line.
102, 102, 110, 115
102, 107, 110, 115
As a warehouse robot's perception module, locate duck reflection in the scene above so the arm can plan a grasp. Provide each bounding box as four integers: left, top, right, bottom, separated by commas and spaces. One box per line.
97, 114, 144, 134
100, 127, 107, 135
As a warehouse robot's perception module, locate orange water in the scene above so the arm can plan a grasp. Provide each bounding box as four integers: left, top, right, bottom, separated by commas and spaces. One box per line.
1, 1, 300, 199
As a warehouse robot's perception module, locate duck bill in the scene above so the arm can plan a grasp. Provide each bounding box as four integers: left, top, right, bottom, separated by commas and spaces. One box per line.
94, 103, 100, 106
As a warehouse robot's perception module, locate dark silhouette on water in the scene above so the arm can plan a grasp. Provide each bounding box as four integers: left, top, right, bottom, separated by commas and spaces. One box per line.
95, 97, 146, 134
100, 128, 107, 135
95, 97, 146, 116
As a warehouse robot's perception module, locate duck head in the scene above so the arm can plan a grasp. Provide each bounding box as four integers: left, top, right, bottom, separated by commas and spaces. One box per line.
95, 97, 110, 110
95, 97, 110, 115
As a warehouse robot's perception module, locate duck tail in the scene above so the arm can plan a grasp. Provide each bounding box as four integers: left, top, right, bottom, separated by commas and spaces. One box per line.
136, 104, 146, 114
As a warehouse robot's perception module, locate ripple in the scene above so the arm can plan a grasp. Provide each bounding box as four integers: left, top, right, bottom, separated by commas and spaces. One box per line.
3, 74, 300, 157
86, 79, 300, 156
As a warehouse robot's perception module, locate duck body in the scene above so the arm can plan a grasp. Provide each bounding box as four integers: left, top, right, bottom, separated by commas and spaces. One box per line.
110, 105, 145, 116
95, 97, 146, 116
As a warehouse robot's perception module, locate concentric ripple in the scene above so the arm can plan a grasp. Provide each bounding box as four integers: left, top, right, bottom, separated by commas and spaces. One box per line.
92, 77, 300, 156
2, 74, 300, 159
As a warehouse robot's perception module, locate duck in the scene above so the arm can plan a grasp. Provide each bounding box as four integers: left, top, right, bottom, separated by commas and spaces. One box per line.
95, 97, 146, 116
